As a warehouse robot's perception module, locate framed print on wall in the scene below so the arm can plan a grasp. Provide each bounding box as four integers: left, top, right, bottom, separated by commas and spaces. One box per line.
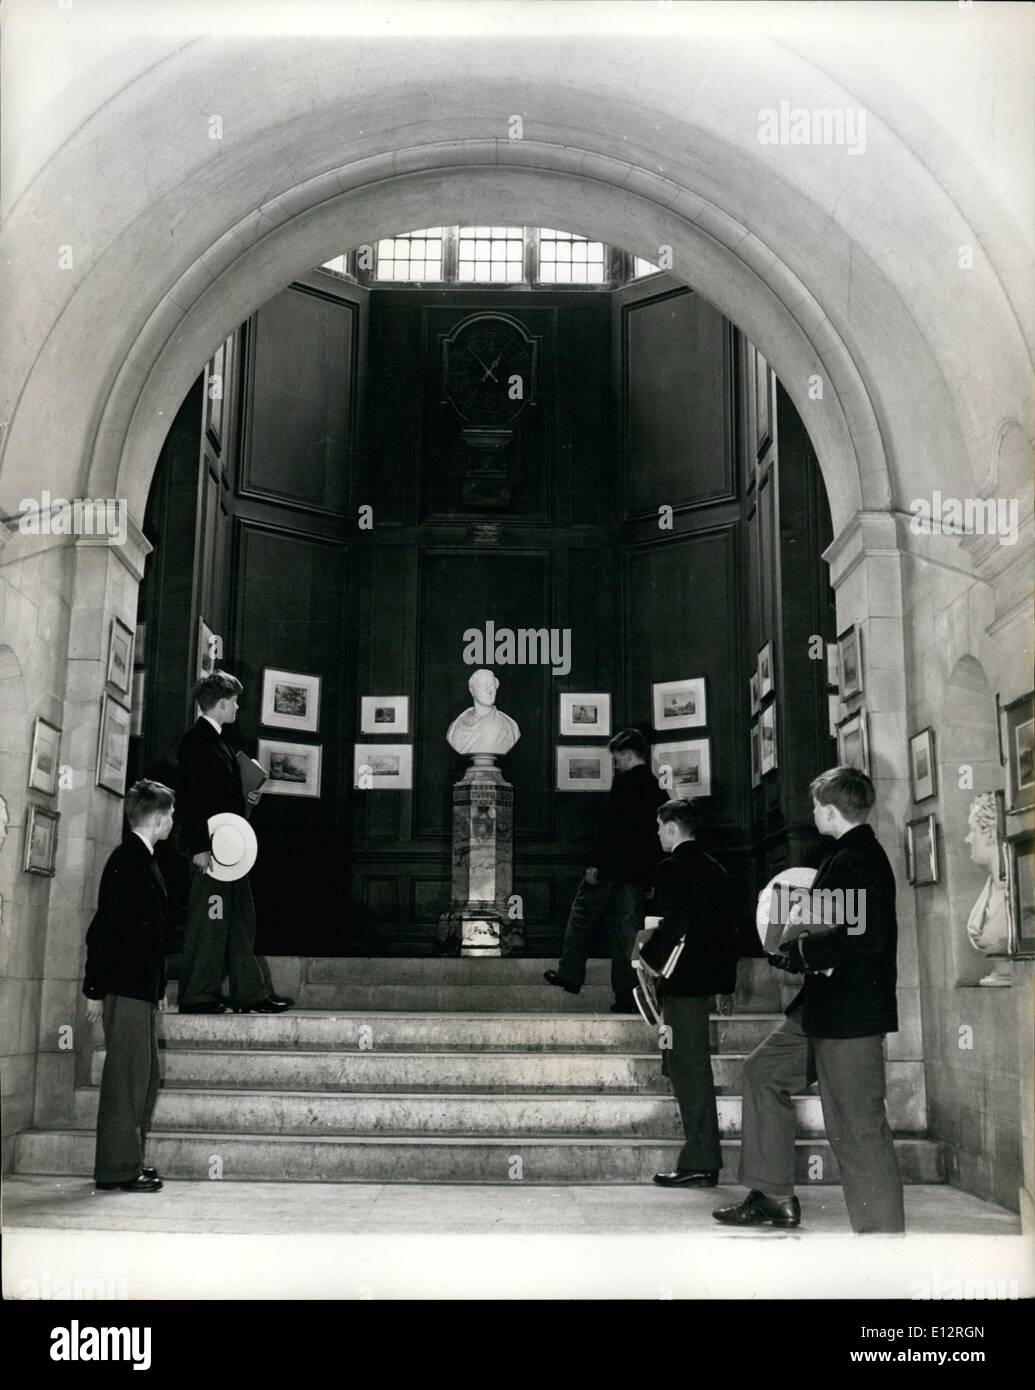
1001, 691, 1034, 813
759, 703, 777, 775
106, 617, 134, 696
559, 693, 611, 738
828, 694, 841, 740
95, 693, 132, 796
28, 717, 62, 796
1005, 830, 1035, 959
261, 668, 322, 734
23, 804, 60, 876
652, 678, 705, 732
258, 739, 323, 797
360, 696, 409, 736
909, 727, 936, 802
353, 743, 413, 791
756, 642, 774, 700
652, 738, 712, 799
557, 746, 614, 793
906, 814, 939, 886
837, 708, 870, 775
750, 721, 761, 788
837, 623, 864, 700
749, 672, 760, 717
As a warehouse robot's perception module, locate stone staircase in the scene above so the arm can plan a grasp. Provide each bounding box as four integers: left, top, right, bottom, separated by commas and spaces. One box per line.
13, 958, 946, 1185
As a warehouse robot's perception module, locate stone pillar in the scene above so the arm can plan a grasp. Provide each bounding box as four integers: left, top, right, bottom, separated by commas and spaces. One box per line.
438, 755, 523, 957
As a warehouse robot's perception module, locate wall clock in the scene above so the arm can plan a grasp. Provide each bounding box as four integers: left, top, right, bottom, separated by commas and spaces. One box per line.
441, 313, 537, 427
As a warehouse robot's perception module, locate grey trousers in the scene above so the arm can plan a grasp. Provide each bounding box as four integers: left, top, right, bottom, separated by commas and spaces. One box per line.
93, 995, 160, 1184
661, 993, 722, 1172
179, 868, 272, 1007
738, 1009, 905, 1233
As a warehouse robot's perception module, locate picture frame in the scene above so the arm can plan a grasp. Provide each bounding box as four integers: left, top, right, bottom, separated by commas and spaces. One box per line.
258, 739, 323, 797
651, 678, 705, 732
837, 623, 864, 700
28, 716, 62, 796
556, 745, 614, 793
836, 708, 870, 776
559, 693, 611, 738
828, 694, 840, 740
196, 617, 222, 681
756, 642, 774, 700
994, 789, 1008, 885
906, 814, 939, 886
651, 737, 712, 799
134, 621, 147, 666
826, 641, 840, 689
95, 693, 132, 797
909, 726, 936, 802
23, 804, 60, 876
1001, 690, 1034, 813
130, 671, 146, 738
353, 742, 413, 791
106, 617, 134, 696
749, 672, 760, 717
360, 695, 409, 736
750, 721, 761, 788
759, 702, 777, 775
261, 668, 322, 733
1005, 829, 1035, 959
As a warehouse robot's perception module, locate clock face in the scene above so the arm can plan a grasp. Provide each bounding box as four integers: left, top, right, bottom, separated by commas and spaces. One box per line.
443, 317, 536, 426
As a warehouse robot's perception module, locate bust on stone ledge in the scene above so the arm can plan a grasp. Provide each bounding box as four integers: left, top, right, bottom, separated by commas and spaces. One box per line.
964, 792, 1012, 987
446, 668, 521, 759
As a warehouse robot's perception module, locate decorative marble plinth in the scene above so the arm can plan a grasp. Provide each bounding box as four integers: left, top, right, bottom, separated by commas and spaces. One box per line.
438, 756, 524, 957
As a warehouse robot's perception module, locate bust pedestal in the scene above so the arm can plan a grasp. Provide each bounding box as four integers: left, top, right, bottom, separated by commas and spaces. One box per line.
437, 755, 524, 957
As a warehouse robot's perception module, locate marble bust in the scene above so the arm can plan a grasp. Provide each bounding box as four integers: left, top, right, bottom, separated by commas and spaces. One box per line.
964, 792, 1011, 986
446, 669, 521, 757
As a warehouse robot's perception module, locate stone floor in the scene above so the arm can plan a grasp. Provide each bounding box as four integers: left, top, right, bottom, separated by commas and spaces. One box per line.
4, 1177, 1030, 1300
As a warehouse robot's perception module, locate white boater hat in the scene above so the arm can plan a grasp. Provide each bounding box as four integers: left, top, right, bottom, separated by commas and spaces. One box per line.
206, 812, 258, 881
756, 867, 818, 954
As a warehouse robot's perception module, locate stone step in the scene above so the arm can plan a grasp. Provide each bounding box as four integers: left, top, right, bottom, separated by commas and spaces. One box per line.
14, 1129, 948, 1185
155, 1011, 784, 1054
295, 985, 688, 1011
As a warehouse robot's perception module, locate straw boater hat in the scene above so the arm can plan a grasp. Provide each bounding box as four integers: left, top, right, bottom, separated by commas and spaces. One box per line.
756, 866, 818, 953
206, 812, 258, 882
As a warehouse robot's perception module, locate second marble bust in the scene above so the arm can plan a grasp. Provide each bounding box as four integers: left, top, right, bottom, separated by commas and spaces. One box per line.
446, 668, 521, 757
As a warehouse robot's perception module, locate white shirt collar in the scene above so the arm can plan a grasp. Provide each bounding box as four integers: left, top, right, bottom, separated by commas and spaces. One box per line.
132, 830, 155, 855
202, 713, 222, 735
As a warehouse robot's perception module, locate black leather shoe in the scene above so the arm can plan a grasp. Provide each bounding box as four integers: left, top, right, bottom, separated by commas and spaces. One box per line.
543, 970, 580, 995
653, 1169, 719, 1188
268, 993, 295, 1007
712, 1190, 801, 1227
96, 1174, 163, 1193
142, 1165, 160, 1181
233, 997, 289, 1014
178, 1001, 226, 1014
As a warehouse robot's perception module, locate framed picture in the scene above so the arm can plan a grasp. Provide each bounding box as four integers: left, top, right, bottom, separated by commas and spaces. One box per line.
1001, 691, 1034, 812
756, 642, 774, 700
750, 721, 761, 788
106, 617, 134, 696
909, 727, 936, 802
196, 617, 222, 681
652, 678, 705, 732
354, 743, 413, 791
749, 672, 760, 717
28, 716, 62, 795
258, 739, 323, 797
559, 693, 611, 738
837, 708, 870, 775
360, 695, 409, 736
1005, 830, 1035, 958
826, 642, 840, 689
652, 738, 712, 799
828, 694, 840, 740
906, 814, 939, 886
557, 745, 613, 793
95, 693, 132, 796
23, 804, 60, 876
837, 623, 864, 700
135, 621, 147, 665
759, 703, 777, 775
261, 668, 321, 733
994, 789, 1008, 884
130, 671, 146, 738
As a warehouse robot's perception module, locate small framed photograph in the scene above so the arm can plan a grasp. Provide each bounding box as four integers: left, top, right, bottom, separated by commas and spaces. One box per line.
28, 717, 62, 795
130, 671, 146, 737
837, 623, 864, 700
826, 642, 839, 688
750, 721, 761, 789
258, 739, 323, 797
906, 814, 939, 886
837, 708, 870, 776
909, 727, 936, 802
106, 617, 134, 696
749, 673, 760, 717
1006, 830, 1035, 959
652, 738, 712, 799
652, 678, 706, 732
95, 693, 132, 797
261, 668, 321, 733
759, 703, 777, 775
827, 694, 840, 740
557, 745, 614, 792
756, 642, 774, 700
361, 696, 409, 736
1001, 691, 1034, 813
560, 693, 611, 738
354, 743, 413, 790
196, 617, 222, 681
23, 804, 60, 876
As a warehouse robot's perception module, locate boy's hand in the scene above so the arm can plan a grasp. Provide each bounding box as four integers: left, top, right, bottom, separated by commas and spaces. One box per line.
584, 867, 599, 885
85, 999, 104, 1023
246, 790, 261, 805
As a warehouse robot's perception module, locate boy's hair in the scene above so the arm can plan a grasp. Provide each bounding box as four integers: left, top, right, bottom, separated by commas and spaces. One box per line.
608, 728, 648, 760
192, 670, 243, 712
125, 779, 175, 828
657, 798, 700, 834
810, 766, 875, 822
